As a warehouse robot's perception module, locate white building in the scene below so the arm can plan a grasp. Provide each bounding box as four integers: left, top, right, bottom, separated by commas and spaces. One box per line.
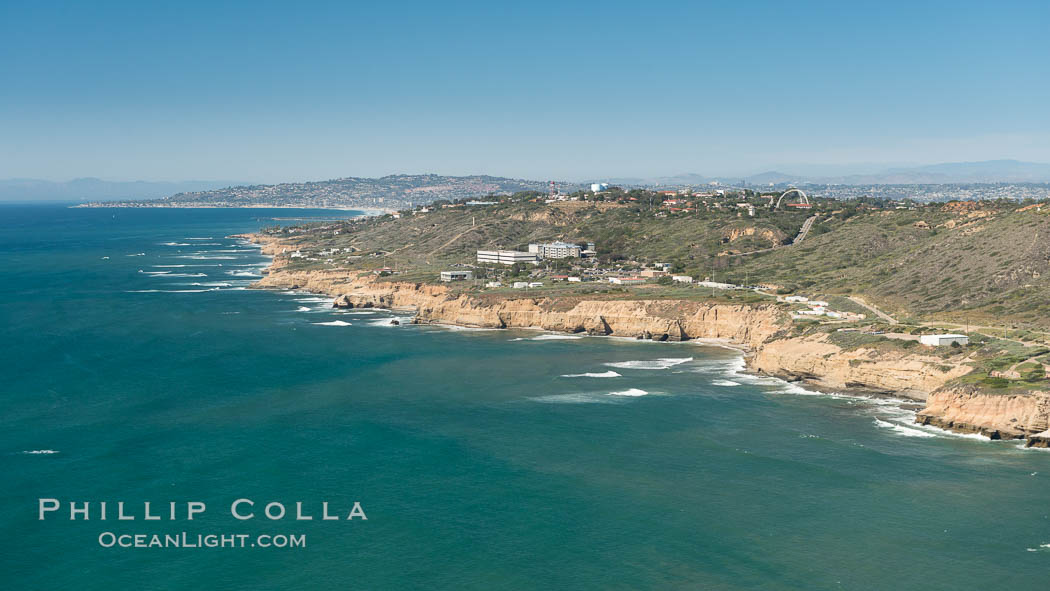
609, 277, 647, 285
590, 183, 609, 192
440, 270, 473, 282
485, 281, 502, 288
512, 282, 529, 289
476, 250, 539, 265
920, 334, 969, 347
697, 281, 736, 290
672, 275, 694, 284
528, 241, 583, 259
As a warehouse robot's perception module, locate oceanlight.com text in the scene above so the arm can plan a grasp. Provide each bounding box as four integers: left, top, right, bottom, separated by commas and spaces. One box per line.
98, 532, 306, 549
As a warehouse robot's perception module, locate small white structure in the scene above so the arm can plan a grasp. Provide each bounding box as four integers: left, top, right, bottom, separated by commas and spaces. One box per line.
609, 277, 647, 285
590, 183, 609, 192
440, 270, 473, 282
567, 276, 582, 282
528, 282, 543, 288
672, 275, 694, 284
697, 281, 736, 290
920, 334, 969, 347
485, 281, 502, 288
783, 295, 809, 303
512, 281, 529, 289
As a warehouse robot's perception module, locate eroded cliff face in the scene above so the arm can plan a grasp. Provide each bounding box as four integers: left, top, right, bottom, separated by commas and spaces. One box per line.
916, 386, 1050, 445
750, 333, 970, 400
256, 269, 784, 346
246, 234, 1046, 443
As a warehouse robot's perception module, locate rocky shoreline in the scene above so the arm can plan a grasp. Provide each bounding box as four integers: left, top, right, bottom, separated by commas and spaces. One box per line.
244, 232, 1050, 448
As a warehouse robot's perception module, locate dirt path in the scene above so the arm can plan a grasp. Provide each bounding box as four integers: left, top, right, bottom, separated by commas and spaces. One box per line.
847, 296, 898, 325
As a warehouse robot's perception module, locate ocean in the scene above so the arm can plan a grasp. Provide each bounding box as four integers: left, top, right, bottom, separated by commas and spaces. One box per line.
1, 204, 1047, 589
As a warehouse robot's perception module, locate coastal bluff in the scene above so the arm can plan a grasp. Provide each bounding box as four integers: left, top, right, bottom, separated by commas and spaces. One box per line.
246, 234, 1050, 446
253, 269, 783, 347
916, 386, 1050, 446
252, 267, 963, 397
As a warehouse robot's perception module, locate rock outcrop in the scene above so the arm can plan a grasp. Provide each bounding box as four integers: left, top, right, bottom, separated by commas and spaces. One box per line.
915, 386, 1050, 443
750, 333, 970, 400
246, 233, 1049, 444
258, 269, 784, 346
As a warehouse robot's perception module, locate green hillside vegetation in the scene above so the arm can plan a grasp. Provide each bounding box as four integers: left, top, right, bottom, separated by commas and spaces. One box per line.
725, 201, 1050, 329
267, 198, 812, 272
264, 196, 1050, 331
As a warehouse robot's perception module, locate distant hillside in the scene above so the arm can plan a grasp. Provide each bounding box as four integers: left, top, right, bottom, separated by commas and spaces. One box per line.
0, 177, 244, 202
728, 201, 1050, 327
822, 161, 1050, 185
620, 161, 1050, 188
271, 196, 1050, 330
79, 174, 584, 210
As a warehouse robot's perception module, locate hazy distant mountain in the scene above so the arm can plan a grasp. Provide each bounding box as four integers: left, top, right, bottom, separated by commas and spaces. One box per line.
635, 160, 1050, 187
740, 171, 805, 186
601, 173, 710, 187
0, 178, 246, 202
794, 160, 1050, 185
78, 174, 586, 209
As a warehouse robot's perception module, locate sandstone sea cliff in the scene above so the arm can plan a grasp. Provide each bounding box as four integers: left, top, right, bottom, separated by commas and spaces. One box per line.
244, 233, 1050, 446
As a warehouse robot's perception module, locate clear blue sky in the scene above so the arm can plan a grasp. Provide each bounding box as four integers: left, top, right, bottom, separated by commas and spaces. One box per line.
1, 0, 1048, 182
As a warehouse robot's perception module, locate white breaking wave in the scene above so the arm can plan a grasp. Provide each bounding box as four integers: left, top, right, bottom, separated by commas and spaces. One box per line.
139, 270, 169, 275
561, 371, 621, 378
159, 242, 190, 246
185, 237, 214, 240
189, 282, 233, 287
226, 270, 261, 277
512, 334, 585, 341
873, 419, 938, 438
177, 255, 237, 260
605, 357, 693, 370
296, 307, 312, 312
367, 317, 411, 327
22, 449, 59, 455
608, 388, 649, 397
531, 393, 617, 405
154, 273, 207, 278
711, 379, 740, 386
126, 252, 145, 256
124, 289, 215, 293
313, 320, 352, 326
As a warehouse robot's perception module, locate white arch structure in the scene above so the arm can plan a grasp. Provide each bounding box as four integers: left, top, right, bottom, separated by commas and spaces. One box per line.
774, 188, 810, 209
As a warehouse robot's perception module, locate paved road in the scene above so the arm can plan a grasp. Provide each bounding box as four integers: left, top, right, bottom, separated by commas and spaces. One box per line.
792, 215, 817, 244
727, 215, 818, 257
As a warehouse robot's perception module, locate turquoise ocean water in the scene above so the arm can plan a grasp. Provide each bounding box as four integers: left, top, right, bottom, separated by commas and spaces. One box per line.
1, 204, 1048, 589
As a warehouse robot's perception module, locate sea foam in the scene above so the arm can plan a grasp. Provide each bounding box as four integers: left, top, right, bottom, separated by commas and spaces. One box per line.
561, 371, 621, 378
605, 357, 693, 370
607, 388, 649, 397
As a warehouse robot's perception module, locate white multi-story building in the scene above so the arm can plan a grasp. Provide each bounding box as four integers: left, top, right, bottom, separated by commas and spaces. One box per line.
476, 250, 539, 265
528, 241, 583, 259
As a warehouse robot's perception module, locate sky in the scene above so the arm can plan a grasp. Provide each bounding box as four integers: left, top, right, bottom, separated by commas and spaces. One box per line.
1, 0, 1048, 183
